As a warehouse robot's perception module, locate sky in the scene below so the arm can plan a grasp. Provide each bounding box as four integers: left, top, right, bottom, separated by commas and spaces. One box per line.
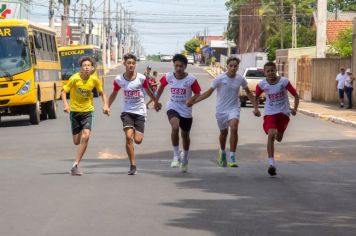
29, 0, 228, 55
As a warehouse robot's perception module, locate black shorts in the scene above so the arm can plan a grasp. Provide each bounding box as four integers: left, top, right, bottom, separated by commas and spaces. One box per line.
70, 112, 93, 135
167, 109, 193, 132
121, 112, 146, 134
338, 89, 345, 99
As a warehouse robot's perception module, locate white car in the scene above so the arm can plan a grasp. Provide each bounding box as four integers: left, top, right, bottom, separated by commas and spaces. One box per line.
187, 55, 194, 65
160, 55, 173, 62
139, 56, 146, 61
239, 67, 266, 107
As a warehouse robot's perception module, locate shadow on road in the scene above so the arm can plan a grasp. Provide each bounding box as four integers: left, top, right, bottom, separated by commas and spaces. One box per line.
0, 118, 32, 127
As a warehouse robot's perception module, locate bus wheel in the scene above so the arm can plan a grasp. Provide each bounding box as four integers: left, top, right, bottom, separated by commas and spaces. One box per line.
40, 103, 48, 120
29, 101, 41, 125
47, 100, 57, 119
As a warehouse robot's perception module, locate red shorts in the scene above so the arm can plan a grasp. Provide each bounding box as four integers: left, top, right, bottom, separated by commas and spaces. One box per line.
263, 113, 290, 134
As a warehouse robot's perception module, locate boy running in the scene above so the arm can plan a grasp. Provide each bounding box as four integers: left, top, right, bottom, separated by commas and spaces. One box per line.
253, 62, 299, 176
61, 56, 110, 176
187, 56, 257, 167
154, 54, 201, 173
108, 53, 156, 175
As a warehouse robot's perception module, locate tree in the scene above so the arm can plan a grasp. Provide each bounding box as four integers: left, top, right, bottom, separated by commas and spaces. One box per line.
331, 28, 353, 57
328, 0, 356, 12
184, 39, 200, 54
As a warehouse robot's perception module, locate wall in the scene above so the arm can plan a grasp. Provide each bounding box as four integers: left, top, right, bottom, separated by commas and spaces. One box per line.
311, 58, 354, 103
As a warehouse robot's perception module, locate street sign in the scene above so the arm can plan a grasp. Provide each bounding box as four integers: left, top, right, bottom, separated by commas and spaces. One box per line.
0, 1, 29, 20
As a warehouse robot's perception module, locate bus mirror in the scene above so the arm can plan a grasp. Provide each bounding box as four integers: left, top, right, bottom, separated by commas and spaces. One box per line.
34, 34, 42, 49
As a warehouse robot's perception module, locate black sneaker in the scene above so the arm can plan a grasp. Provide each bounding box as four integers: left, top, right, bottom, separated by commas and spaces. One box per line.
128, 165, 137, 175
268, 165, 277, 177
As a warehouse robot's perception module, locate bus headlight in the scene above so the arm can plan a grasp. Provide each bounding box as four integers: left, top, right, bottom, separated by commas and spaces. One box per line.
18, 80, 31, 95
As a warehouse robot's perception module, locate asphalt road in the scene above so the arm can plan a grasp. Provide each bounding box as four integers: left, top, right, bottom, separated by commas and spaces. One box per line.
1, 61, 356, 236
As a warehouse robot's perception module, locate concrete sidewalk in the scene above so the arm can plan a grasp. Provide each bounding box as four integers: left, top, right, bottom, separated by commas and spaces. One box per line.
297, 100, 356, 128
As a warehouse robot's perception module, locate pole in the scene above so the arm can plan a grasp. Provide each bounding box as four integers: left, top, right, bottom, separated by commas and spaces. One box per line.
119, 3, 123, 60
352, 18, 356, 73
114, 1, 119, 64
102, 0, 107, 71
107, 0, 111, 68
316, 0, 327, 58
88, 0, 93, 44
292, 3, 297, 48
49, 0, 55, 28
280, 0, 284, 49
61, 0, 70, 46
79, 0, 85, 44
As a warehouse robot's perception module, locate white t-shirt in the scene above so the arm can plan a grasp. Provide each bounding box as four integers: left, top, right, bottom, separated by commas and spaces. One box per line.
256, 77, 297, 116
345, 75, 354, 88
160, 72, 201, 118
113, 73, 149, 116
336, 73, 347, 89
211, 72, 248, 114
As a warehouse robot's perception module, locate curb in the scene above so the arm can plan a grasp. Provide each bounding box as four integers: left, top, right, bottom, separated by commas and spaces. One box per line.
298, 108, 356, 128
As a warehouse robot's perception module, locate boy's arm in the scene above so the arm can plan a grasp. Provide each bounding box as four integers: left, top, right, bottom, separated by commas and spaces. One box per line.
154, 85, 165, 111
253, 84, 262, 117
187, 88, 214, 107
61, 90, 70, 113
100, 91, 110, 116
286, 82, 299, 116
108, 91, 118, 108
243, 86, 259, 112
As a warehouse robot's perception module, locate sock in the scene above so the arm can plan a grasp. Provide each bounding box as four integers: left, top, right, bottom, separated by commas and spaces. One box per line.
221, 149, 226, 155
268, 157, 275, 166
182, 150, 189, 164
173, 146, 180, 160
72, 162, 78, 167
230, 152, 236, 162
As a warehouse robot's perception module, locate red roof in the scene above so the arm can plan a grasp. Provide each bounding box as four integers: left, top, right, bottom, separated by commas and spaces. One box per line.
327, 20, 353, 43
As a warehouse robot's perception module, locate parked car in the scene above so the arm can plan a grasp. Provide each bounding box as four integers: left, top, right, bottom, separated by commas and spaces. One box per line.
239, 67, 266, 107
187, 55, 194, 65
160, 55, 173, 62
139, 56, 146, 61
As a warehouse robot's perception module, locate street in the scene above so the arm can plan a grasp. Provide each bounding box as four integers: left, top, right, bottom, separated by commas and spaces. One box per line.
1, 62, 356, 236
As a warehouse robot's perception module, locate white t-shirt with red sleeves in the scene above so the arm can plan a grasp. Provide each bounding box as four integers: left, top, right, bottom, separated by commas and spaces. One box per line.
256, 77, 297, 116
113, 73, 149, 116
211, 72, 248, 114
160, 72, 201, 118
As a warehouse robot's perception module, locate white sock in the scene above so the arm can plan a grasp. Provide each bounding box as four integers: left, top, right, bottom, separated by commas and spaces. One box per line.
73, 162, 78, 167
182, 150, 189, 163
268, 158, 275, 166
173, 146, 180, 160
230, 152, 236, 161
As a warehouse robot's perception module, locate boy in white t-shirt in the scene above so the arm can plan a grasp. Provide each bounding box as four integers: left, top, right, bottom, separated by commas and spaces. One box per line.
154, 54, 201, 173
108, 53, 156, 175
187, 56, 258, 168
254, 62, 299, 176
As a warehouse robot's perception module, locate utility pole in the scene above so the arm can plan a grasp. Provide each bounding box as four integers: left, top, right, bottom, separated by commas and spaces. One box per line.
292, 3, 297, 48
114, 1, 119, 64
79, 0, 85, 44
316, 0, 327, 58
280, 0, 284, 49
119, 3, 123, 60
107, 0, 111, 68
102, 0, 107, 71
352, 18, 356, 74
49, 0, 55, 28
61, 0, 70, 46
88, 0, 93, 44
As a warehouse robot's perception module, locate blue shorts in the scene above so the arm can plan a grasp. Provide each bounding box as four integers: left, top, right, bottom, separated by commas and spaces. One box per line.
338, 89, 345, 98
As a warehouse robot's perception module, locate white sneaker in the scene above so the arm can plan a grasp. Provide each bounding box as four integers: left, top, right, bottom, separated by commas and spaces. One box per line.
180, 151, 188, 173
171, 158, 180, 168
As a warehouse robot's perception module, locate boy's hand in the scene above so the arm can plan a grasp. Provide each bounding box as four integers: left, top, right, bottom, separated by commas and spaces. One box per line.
103, 106, 110, 116
253, 109, 261, 117
63, 105, 70, 113
186, 99, 194, 107
154, 102, 162, 112
290, 108, 297, 116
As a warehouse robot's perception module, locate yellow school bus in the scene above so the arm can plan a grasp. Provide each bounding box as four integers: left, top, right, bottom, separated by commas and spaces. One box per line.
0, 20, 62, 125
58, 45, 104, 97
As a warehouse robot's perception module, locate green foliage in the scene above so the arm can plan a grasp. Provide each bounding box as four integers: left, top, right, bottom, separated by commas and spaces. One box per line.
146, 55, 161, 62
331, 28, 353, 57
184, 39, 200, 54
328, 0, 356, 12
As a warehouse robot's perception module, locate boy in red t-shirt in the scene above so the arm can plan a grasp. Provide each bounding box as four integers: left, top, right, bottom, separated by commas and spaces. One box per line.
254, 62, 299, 176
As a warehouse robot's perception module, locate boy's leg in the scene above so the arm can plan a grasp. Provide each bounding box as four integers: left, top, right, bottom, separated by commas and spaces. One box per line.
339, 89, 345, 107
216, 113, 229, 167
267, 128, 277, 176
179, 117, 193, 173
228, 118, 239, 167
133, 114, 146, 144
124, 128, 135, 166
74, 129, 91, 165
167, 110, 181, 167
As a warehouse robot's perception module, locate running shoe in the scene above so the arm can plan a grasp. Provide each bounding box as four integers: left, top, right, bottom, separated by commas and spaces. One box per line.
268, 165, 277, 177
218, 150, 227, 168
128, 165, 137, 175
70, 165, 82, 176
180, 162, 188, 173
171, 157, 180, 168
228, 156, 238, 168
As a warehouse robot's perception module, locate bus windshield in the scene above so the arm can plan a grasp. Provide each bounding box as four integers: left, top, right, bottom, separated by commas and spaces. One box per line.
0, 27, 31, 78
59, 49, 95, 80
